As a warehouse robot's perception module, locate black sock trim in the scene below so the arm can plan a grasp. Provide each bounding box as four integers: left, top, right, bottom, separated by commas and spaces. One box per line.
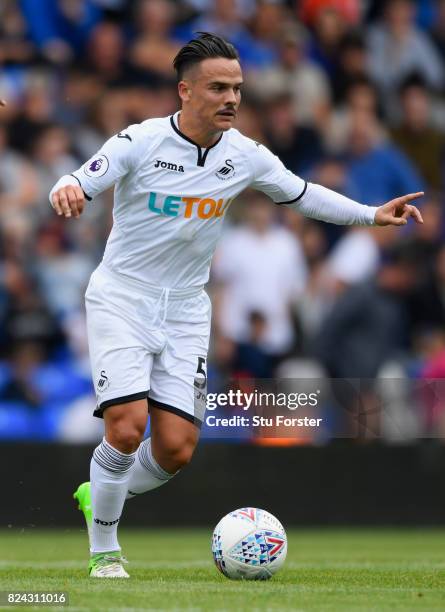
93, 439, 135, 472
148, 396, 202, 427
93, 391, 149, 418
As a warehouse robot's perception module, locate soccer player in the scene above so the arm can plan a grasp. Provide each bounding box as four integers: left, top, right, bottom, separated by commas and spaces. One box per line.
49, 33, 423, 578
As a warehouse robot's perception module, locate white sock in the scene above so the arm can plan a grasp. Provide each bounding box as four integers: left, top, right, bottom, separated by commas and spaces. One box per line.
90, 437, 136, 554
126, 437, 174, 500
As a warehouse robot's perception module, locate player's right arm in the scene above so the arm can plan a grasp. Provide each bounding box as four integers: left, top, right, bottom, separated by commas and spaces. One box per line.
49, 125, 138, 218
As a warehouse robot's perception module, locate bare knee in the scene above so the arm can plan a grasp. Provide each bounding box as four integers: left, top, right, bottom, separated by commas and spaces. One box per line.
169, 439, 196, 469
107, 424, 145, 453
104, 402, 147, 453
150, 406, 200, 473
154, 433, 198, 473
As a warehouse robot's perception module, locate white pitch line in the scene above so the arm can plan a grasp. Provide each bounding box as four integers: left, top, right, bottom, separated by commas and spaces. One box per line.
0, 560, 211, 569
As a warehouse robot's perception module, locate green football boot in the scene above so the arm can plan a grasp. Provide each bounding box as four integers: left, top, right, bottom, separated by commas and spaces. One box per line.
88, 551, 129, 578
73, 482, 130, 578
73, 482, 92, 533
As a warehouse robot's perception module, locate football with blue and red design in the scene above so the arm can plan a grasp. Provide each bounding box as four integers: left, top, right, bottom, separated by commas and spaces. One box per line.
211, 507, 287, 580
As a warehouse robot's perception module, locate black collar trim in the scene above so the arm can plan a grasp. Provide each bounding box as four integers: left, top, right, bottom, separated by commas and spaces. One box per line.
170, 114, 223, 167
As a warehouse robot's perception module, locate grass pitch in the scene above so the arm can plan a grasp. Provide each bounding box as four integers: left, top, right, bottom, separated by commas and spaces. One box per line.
0, 529, 444, 611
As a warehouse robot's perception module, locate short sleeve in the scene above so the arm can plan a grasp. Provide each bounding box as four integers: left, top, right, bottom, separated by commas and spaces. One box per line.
71, 124, 139, 200
248, 141, 307, 204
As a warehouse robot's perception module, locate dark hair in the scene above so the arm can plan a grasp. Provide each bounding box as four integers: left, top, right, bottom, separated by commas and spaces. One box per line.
173, 32, 239, 81
339, 31, 366, 54
398, 71, 429, 96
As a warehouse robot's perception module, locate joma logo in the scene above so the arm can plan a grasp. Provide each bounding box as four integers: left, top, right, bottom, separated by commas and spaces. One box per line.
94, 517, 120, 526
154, 159, 184, 172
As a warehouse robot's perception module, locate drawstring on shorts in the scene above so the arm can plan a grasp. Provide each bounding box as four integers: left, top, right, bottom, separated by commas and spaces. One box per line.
159, 288, 170, 326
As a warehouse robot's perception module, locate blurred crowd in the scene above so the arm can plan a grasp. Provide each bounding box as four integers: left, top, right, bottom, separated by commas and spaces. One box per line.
0, 0, 445, 441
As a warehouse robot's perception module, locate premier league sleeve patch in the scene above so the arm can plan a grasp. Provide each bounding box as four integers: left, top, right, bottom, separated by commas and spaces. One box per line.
84, 154, 109, 177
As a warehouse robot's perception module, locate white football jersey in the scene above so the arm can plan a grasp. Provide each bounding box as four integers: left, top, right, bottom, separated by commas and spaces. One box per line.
70, 112, 307, 289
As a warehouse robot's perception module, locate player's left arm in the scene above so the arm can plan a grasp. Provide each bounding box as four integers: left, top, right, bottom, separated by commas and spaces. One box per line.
248, 143, 423, 226
293, 182, 424, 227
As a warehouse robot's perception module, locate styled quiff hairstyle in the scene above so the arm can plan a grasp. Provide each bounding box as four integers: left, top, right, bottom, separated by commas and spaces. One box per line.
173, 32, 240, 81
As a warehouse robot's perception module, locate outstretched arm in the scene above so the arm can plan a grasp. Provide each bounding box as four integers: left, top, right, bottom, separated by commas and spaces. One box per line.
292, 183, 424, 227
249, 141, 424, 227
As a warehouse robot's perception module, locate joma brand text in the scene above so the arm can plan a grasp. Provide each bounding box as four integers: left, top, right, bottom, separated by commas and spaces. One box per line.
154, 159, 184, 172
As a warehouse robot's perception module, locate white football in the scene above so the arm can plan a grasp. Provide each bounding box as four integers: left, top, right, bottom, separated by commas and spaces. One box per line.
211, 507, 287, 580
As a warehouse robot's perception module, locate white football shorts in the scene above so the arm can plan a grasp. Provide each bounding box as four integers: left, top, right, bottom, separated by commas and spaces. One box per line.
85, 263, 211, 426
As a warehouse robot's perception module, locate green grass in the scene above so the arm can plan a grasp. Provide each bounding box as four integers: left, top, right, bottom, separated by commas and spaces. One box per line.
0, 529, 445, 611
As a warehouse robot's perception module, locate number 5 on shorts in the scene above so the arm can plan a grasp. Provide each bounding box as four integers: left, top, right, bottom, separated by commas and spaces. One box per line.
195, 357, 207, 390
194, 357, 207, 421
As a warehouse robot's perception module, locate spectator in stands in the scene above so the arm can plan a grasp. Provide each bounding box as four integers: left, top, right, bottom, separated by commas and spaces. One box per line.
232, 311, 275, 379
213, 192, 307, 360
7, 72, 57, 154
331, 31, 369, 104
247, 0, 287, 65
0, 0, 35, 66
74, 91, 131, 159
20, 0, 103, 64
432, 0, 445, 61
323, 76, 383, 154
390, 74, 445, 191
56, 68, 104, 127
32, 218, 95, 319
29, 123, 78, 210
409, 237, 445, 334
325, 227, 380, 290
342, 107, 424, 205
294, 239, 331, 345
315, 244, 420, 380
308, 155, 361, 249
129, 0, 180, 81
0, 262, 65, 358
300, 0, 362, 28
305, 4, 350, 80
418, 329, 445, 437
0, 341, 45, 407
406, 196, 444, 274
0, 123, 38, 225
367, 0, 444, 97
207, 331, 236, 389
246, 23, 330, 129
84, 20, 127, 84
262, 92, 324, 176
